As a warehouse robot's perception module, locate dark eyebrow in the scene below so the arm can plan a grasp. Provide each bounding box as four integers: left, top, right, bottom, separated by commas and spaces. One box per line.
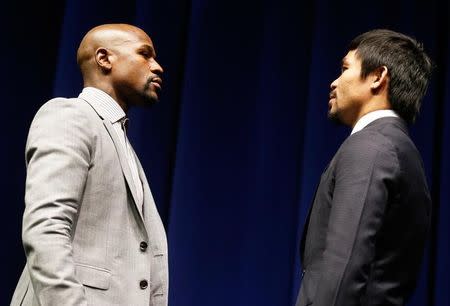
139, 44, 156, 57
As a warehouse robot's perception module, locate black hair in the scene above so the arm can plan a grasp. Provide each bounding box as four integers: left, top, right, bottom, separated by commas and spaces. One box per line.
348, 29, 432, 124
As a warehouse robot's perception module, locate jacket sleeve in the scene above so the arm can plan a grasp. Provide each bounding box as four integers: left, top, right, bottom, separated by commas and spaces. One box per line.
313, 133, 399, 306
22, 99, 92, 306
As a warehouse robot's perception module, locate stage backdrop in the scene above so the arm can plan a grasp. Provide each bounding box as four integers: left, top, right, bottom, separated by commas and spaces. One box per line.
1, 0, 449, 305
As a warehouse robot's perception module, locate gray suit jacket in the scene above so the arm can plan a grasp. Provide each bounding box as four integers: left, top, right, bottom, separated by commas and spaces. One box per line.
296, 117, 431, 306
11, 95, 168, 306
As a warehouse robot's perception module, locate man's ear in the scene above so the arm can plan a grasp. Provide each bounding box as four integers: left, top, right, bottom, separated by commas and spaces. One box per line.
95, 47, 113, 72
371, 66, 389, 91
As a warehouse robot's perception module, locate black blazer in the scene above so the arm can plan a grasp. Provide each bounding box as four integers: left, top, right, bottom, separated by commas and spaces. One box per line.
296, 117, 431, 306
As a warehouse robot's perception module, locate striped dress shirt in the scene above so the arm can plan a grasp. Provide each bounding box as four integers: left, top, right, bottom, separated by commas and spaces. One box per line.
79, 87, 144, 209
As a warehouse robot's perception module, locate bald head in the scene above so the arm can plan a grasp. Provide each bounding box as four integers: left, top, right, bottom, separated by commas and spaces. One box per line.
77, 24, 150, 79
76, 23, 164, 111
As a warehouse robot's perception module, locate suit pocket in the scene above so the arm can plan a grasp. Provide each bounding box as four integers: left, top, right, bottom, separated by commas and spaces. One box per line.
75, 263, 111, 290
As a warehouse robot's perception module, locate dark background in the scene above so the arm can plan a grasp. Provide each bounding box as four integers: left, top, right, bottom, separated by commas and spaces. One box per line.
1, 0, 449, 305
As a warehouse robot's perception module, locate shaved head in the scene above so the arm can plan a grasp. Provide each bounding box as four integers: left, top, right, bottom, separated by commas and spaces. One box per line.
77, 24, 150, 78
75, 23, 163, 111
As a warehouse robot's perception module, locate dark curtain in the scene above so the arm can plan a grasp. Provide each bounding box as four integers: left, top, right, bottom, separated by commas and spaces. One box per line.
1, 1, 449, 305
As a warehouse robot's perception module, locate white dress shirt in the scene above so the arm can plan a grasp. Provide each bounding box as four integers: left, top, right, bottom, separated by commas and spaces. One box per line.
351, 109, 399, 135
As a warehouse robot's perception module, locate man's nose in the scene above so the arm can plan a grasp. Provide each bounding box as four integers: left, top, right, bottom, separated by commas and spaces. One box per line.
151, 59, 164, 75
330, 78, 337, 90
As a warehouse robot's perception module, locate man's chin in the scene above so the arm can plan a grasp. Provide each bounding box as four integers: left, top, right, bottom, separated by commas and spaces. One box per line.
327, 110, 343, 125
140, 92, 159, 106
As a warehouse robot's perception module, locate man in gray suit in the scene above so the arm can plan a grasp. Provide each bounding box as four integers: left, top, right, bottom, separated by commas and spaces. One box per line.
11, 24, 168, 306
296, 29, 432, 306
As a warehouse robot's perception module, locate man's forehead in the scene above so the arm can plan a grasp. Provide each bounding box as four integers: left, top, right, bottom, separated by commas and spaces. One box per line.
342, 50, 359, 64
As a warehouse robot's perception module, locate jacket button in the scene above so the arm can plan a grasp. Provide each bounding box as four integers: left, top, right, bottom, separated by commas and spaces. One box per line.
140, 280, 148, 289
140, 241, 148, 252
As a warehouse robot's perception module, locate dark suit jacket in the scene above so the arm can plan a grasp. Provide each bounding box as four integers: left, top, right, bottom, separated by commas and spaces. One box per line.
296, 117, 431, 306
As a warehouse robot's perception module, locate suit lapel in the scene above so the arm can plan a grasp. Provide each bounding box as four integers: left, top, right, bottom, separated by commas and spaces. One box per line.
132, 150, 157, 218
300, 185, 318, 264
135, 158, 152, 221
102, 120, 144, 220
300, 156, 336, 264
132, 150, 166, 255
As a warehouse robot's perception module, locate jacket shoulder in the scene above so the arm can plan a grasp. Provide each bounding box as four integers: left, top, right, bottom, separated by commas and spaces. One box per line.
35, 97, 96, 118
340, 129, 397, 156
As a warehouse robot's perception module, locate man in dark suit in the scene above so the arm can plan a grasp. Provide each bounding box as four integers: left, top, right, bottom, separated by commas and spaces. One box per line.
296, 29, 433, 306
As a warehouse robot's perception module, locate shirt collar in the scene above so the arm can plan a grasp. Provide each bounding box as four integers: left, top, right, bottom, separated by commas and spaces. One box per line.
351, 109, 399, 135
78, 87, 125, 123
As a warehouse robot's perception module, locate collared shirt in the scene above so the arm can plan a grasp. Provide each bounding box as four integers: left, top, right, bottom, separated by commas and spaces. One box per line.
79, 87, 144, 208
351, 109, 399, 135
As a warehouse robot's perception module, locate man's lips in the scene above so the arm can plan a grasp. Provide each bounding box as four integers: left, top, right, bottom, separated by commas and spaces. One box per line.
329, 93, 336, 108
150, 77, 162, 90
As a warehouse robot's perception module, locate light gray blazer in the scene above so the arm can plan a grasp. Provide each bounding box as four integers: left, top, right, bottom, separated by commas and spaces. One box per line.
11, 95, 168, 306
